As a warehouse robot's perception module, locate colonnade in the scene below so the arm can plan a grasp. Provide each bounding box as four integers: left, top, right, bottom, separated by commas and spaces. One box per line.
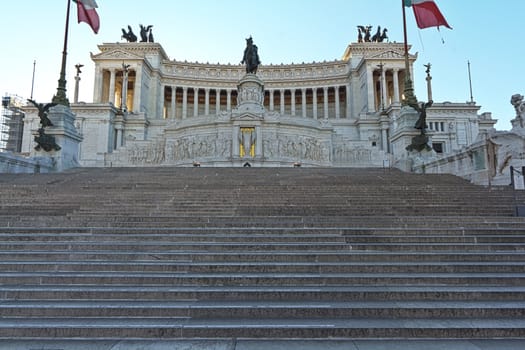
369, 67, 405, 112
95, 67, 139, 112
162, 85, 351, 120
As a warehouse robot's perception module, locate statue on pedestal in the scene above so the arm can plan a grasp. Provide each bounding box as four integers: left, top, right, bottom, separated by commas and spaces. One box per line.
27, 99, 61, 152
241, 36, 260, 74
27, 99, 56, 127
413, 100, 433, 131
406, 100, 433, 152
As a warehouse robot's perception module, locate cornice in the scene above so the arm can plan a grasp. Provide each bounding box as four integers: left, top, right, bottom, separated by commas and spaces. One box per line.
160, 60, 349, 87
95, 42, 170, 60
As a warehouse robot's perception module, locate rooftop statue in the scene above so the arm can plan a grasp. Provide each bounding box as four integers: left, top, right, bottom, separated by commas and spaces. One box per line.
241, 36, 260, 74
357, 25, 388, 43
121, 25, 137, 42
357, 26, 372, 42
140, 24, 154, 43
510, 94, 525, 128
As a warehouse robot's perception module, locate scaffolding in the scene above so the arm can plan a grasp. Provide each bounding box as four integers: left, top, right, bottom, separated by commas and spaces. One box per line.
1, 95, 24, 153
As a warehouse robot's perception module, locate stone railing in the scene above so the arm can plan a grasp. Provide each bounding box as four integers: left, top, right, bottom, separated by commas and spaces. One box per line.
412, 145, 490, 185
0, 152, 55, 173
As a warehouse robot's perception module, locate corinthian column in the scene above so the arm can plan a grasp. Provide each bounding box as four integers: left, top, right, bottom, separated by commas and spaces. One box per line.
182, 87, 188, 119
313, 88, 318, 120
301, 88, 307, 118
393, 68, 400, 104
202, 88, 208, 115
291, 89, 296, 116
280, 89, 285, 115
171, 86, 177, 119
335, 86, 340, 119
216, 89, 221, 114
227, 89, 232, 111
108, 69, 116, 105
193, 88, 199, 117
323, 87, 329, 119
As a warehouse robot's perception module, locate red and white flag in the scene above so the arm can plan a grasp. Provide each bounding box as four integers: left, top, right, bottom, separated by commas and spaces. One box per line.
74, 0, 100, 34
404, 0, 451, 30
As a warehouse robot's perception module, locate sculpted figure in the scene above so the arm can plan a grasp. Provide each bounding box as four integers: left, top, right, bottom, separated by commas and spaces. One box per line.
357, 26, 363, 43
241, 36, 261, 74
121, 25, 137, 42
27, 99, 62, 152
357, 26, 369, 42
27, 99, 57, 128
510, 94, 525, 128
411, 100, 433, 132
511, 94, 525, 116
371, 26, 382, 42
140, 24, 153, 42
379, 28, 388, 42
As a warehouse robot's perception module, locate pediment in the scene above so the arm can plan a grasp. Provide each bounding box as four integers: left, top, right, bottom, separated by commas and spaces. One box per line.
370, 50, 406, 60
231, 112, 264, 121
91, 49, 144, 61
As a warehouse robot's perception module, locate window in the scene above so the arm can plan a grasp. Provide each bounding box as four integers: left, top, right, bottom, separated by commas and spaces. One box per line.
432, 142, 444, 153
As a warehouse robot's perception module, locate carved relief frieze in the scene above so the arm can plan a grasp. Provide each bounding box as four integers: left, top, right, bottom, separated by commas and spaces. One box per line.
263, 134, 330, 162
370, 50, 406, 60
332, 141, 373, 164
164, 133, 231, 162
127, 140, 165, 165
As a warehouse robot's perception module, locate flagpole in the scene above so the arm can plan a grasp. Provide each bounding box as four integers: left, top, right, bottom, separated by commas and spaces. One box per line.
52, 0, 71, 107
468, 60, 474, 103
402, 0, 417, 106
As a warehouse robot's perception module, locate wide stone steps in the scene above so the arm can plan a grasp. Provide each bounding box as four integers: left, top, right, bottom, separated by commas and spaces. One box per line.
3, 230, 525, 242
1, 317, 524, 339
3, 215, 525, 228
2, 270, 525, 286
3, 284, 524, 301
3, 251, 525, 263
3, 261, 525, 273
0, 167, 524, 343
2, 300, 524, 318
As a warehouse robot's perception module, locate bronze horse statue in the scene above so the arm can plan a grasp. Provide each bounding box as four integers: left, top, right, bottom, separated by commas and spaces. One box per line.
121, 25, 137, 42
241, 36, 260, 74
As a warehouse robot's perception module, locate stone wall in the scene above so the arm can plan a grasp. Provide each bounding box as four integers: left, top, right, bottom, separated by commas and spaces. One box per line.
0, 152, 54, 173
412, 130, 525, 186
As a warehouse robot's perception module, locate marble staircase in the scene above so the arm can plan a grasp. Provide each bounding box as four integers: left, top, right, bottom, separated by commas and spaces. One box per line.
0, 167, 524, 347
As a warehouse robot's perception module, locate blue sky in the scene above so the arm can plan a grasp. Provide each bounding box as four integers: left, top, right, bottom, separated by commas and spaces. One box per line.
0, 0, 522, 129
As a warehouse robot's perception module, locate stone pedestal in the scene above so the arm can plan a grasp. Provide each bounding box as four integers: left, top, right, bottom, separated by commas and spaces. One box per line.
231, 74, 266, 164
390, 105, 431, 171
234, 74, 265, 115
31, 105, 83, 172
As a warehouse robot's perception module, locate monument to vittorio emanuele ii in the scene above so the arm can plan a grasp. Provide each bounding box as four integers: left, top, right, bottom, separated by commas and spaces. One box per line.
21, 31, 512, 182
